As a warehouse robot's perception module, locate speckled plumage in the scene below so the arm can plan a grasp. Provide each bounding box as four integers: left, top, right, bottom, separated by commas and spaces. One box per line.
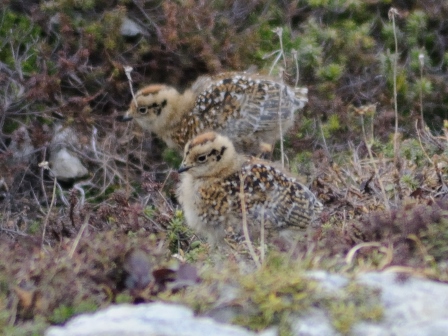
176, 132, 323, 246
124, 72, 308, 155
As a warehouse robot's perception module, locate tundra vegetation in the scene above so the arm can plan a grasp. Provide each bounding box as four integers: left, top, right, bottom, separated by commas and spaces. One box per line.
1, 1, 448, 335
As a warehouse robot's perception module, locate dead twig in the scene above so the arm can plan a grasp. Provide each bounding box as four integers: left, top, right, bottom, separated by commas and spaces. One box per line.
239, 173, 261, 268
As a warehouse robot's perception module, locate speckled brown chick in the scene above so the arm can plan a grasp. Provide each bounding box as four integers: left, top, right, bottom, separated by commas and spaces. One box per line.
122, 72, 308, 155
176, 131, 323, 247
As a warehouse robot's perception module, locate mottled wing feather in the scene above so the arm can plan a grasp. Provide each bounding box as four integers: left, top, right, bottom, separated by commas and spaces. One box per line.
242, 163, 322, 229
196, 159, 321, 238
189, 73, 307, 135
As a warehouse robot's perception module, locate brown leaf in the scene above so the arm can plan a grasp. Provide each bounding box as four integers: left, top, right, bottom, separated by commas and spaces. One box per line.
410, 187, 423, 198
152, 268, 176, 292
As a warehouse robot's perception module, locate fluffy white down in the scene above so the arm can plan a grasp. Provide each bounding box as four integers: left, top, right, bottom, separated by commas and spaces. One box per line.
178, 173, 232, 245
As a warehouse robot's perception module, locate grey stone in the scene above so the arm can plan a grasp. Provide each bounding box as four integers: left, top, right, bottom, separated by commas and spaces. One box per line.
45, 272, 448, 336
290, 271, 448, 336
306, 270, 349, 291
45, 302, 275, 336
352, 322, 392, 336
49, 147, 88, 181
396, 319, 448, 336
49, 125, 88, 181
291, 309, 340, 336
358, 272, 448, 330
121, 17, 144, 37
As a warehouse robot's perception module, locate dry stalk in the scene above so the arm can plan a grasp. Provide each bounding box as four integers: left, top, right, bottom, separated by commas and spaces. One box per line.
360, 114, 390, 210
415, 120, 433, 164
260, 207, 265, 264
69, 214, 91, 259
265, 27, 286, 76
273, 28, 286, 168
418, 53, 425, 127
125, 133, 130, 197
345, 242, 383, 265
408, 234, 437, 269
124, 66, 137, 106
40, 148, 49, 208
41, 169, 57, 248
389, 7, 402, 202
278, 79, 285, 168
389, 8, 399, 162
378, 243, 394, 269
292, 49, 300, 88
239, 173, 261, 268
317, 117, 331, 161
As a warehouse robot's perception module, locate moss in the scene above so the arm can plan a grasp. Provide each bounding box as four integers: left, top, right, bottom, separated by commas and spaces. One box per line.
317, 63, 345, 82
321, 114, 342, 138
49, 300, 99, 325
327, 283, 383, 335
1, 317, 48, 336
0, 9, 41, 72
421, 216, 448, 261
159, 253, 387, 335
291, 151, 313, 175
167, 210, 196, 254
162, 148, 182, 169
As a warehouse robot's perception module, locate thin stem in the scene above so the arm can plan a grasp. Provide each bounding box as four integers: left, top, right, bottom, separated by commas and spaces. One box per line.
361, 115, 390, 210
292, 49, 300, 88
239, 173, 261, 268
69, 214, 91, 259
390, 10, 399, 163
260, 207, 265, 264
41, 175, 57, 248
40, 148, 49, 208
419, 53, 425, 128
124, 66, 138, 107
278, 80, 285, 168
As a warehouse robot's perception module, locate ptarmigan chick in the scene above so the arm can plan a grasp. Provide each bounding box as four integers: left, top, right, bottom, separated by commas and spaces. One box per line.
176, 131, 323, 247
121, 72, 308, 155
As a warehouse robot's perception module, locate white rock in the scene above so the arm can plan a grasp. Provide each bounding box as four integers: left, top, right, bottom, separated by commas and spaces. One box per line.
44, 272, 448, 336
121, 17, 144, 37
306, 270, 349, 291
45, 302, 274, 336
358, 272, 448, 335
291, 309, 339, 336
49, 147, 88, 181
49, 125, 88, 181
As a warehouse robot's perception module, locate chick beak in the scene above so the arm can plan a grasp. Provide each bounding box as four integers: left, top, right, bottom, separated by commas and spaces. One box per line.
178, 164, 191, 174
116, 111, 133, 122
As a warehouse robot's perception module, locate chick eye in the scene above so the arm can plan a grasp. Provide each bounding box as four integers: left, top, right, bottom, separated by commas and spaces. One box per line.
197, 155, 207, 163
138, 107, 148, 114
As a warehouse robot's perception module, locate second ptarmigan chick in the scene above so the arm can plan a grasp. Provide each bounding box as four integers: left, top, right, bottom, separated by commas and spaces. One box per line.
176, 131, 322, 247
121, 72, 308, 155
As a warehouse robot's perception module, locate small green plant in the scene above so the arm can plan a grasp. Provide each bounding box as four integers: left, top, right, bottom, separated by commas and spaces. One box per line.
321, 114, 342, 138
27, 221, 41, 234
49, 304, 75, 324
167, 210, 195, 254
0, 9, 41, 73
400, 174, 418, 190
317, 63, 344, 82
162, 148, 183, 168
144, 205, 156, 219
327, 283, 383, 335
